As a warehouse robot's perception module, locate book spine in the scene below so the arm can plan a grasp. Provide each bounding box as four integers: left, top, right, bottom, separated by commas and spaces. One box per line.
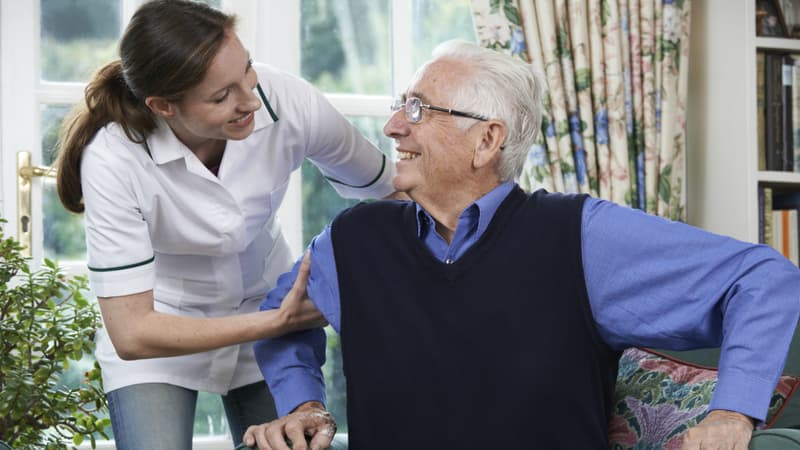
765, 187, 774, 247
759, 52, 767, 170
766, 53, 784, 171
783, 55, 794, 171
794, 56, 800, 172
772, 209, 784, 254
759, 185, 766, 244
790, 209, 799, 266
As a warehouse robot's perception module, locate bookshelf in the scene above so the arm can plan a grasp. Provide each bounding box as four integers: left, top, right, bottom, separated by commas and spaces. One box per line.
687, 1, 800, 246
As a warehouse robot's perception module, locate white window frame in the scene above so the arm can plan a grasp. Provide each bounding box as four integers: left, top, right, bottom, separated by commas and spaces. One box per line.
0, 0, 420, 448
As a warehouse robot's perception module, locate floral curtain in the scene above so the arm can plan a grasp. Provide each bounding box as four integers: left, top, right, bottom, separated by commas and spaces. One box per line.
470, 0, 691, 220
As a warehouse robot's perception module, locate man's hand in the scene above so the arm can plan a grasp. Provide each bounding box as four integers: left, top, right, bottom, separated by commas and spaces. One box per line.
681, 409, 754, 450
242, 401, 336, 450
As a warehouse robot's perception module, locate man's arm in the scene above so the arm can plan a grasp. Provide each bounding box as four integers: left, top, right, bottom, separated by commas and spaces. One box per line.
254, 225, 343, 417
582, 198, 800, 446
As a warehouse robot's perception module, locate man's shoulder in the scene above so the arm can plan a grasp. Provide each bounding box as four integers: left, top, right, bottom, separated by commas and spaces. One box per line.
337, 199, 412, 219
332, 199, 412, 231
525, 188, 589, 209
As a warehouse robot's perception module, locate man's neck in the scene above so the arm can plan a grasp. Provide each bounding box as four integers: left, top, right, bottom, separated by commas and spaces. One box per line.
412, 181, 503, 244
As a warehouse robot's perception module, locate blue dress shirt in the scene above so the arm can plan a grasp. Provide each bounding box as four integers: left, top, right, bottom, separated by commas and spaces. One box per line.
257, 182, 800, 422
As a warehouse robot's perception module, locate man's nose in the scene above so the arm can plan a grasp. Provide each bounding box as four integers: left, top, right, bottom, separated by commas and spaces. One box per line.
383, 109, 409, 138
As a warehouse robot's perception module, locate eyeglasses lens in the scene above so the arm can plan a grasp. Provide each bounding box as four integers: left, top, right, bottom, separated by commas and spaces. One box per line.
406, 97, 422, 123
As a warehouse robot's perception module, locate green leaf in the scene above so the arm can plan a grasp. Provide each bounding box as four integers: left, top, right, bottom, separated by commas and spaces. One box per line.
503, 2, 522, 26
575, 68, 592, 91
659, 165, 673, 203
555, 120, 570, 138
73, 433, 84, 446
490, 0, 501, 14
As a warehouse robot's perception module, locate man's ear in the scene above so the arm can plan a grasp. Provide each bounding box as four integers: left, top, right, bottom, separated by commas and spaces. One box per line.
473, 120, 507, 169
144, 96, 175, 118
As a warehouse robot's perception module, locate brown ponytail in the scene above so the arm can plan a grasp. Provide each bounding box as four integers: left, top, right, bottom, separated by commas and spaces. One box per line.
55, 60, 156, 213
54, 0, 235, 213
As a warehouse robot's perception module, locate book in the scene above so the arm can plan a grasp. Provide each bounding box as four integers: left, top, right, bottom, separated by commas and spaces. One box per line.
793, 56, 800, 172
772, 190, 800, 266
765, 52, 785, 171
759, 185, 766, 244
783, 54, 795, 171
765, 187, 774, 247
759, 52, 767, 170
773, 190, 800, 209
771, 209, 799, 265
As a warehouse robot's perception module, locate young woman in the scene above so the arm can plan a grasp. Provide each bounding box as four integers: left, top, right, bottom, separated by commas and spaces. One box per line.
54, 1, 395, 448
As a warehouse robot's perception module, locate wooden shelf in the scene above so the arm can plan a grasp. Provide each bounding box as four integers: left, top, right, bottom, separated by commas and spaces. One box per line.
757, 171, 800, 184
755, 36, 800, 51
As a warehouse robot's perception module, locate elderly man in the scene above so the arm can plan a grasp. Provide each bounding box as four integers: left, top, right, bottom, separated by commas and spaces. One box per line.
243, 40, 800, 450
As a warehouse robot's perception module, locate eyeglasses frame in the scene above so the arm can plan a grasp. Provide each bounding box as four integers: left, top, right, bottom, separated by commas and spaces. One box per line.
391, 96, 490, 123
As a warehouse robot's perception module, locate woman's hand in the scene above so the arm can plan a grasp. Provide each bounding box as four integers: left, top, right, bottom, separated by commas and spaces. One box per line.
276, 251, 328, 334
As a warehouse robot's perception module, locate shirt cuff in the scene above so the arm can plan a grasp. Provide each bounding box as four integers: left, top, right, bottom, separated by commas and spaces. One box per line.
709, 367, 775, 422
269, 367, 327, 417
88, 259, 155, 297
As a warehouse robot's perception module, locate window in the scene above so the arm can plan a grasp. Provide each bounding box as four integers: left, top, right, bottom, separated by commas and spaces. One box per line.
1, 0, 474, 447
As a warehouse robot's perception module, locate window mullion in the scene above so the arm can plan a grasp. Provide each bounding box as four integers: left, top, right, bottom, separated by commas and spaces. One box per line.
38, 81, 84, 105
325, 94, 393, 117
391, 0, 413, 96
254, 0, 303, 256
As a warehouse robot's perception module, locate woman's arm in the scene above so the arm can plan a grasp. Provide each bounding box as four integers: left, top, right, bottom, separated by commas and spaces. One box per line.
99, 252, 325, 360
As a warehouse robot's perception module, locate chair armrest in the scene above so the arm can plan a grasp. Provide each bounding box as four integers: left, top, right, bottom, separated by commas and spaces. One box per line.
750, 428, 800, 449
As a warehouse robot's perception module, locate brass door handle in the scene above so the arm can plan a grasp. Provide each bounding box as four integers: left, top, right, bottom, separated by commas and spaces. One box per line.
17, 151, 57, 258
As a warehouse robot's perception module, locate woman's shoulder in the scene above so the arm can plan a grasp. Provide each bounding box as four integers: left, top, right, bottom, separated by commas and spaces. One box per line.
82, 122, 152, 170
253, 62, 320, 106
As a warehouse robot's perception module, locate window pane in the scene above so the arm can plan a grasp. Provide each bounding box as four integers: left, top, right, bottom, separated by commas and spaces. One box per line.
301, 116, 393, 245
40, 0, 121, 82
194, 392, 229, 437
411, 0, 477, 68
300, 0, 392, 95
41, 104, 86, 261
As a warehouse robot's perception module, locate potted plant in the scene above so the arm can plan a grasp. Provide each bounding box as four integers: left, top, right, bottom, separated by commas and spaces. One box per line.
0, 221, 110, 449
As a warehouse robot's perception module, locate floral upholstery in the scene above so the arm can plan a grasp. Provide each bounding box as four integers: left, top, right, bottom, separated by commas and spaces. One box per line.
610, 347, 800, 449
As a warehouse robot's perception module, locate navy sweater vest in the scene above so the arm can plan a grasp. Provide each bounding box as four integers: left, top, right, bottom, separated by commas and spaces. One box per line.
331, 187, 620, 450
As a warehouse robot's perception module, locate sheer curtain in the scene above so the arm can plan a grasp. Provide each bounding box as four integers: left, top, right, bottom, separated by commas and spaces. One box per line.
469, 0, 691, 219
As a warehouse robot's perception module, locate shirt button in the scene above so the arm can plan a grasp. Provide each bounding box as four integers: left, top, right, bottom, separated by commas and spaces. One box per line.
445, 258, 454, 264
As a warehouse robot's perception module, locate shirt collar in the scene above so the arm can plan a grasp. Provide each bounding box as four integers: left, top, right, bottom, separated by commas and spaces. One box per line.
414, 181, 516, 237
145, 85, 277, 165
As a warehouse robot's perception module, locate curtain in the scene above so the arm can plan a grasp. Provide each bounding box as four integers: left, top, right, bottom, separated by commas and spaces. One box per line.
469, 0, 691, 220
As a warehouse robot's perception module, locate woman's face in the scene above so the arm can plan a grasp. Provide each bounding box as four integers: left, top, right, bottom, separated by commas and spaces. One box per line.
162, 30, 261, 151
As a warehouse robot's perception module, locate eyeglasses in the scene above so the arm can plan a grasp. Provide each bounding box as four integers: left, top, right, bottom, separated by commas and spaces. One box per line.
390, 96, 490, 123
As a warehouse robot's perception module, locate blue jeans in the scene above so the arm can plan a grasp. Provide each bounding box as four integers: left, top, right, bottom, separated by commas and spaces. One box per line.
107, 381, 277, 450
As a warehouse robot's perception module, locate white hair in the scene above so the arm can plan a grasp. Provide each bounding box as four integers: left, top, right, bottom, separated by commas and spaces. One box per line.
430, 40, 546, 182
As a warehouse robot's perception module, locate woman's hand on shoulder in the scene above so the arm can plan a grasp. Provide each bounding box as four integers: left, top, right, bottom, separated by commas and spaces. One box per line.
276, 251, 328, 334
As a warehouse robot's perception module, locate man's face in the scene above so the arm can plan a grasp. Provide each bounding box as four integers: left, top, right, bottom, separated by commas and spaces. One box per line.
383, 58, 484, 202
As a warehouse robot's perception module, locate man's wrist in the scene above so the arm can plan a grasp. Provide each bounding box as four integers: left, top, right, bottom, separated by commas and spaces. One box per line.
292, 400, 326, 413
708, 409, 756, 429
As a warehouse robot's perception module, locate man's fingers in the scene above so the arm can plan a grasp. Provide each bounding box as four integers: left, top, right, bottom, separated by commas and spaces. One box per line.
260, 421, 291, 450
284, 419, 309, 450
242, 425, 258, 448
307, 423, 336, 450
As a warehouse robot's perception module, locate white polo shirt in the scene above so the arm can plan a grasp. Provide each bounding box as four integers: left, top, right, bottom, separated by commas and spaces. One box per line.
82, 63, 395, 394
